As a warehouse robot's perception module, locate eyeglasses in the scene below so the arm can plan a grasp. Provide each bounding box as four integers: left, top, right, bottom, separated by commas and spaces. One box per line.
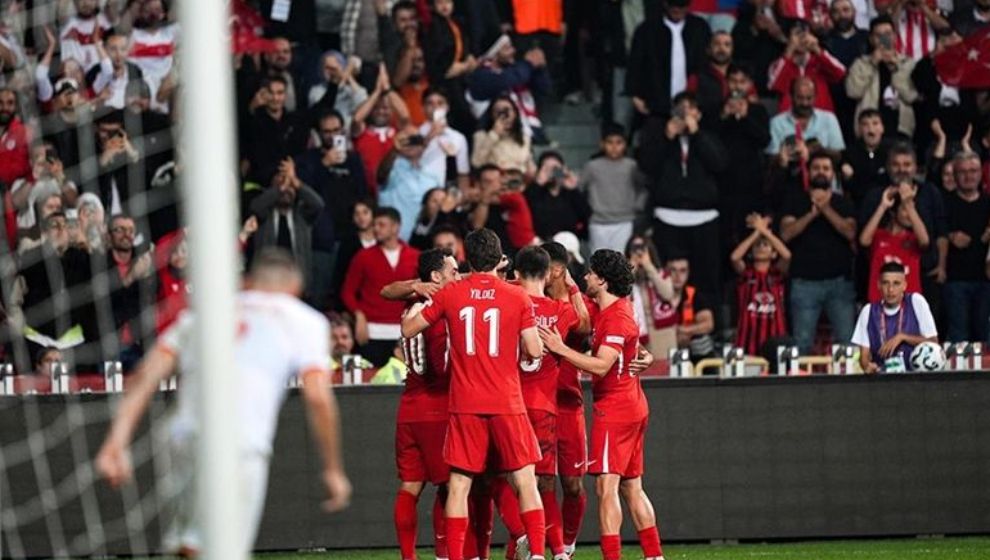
111, 226, 135, 235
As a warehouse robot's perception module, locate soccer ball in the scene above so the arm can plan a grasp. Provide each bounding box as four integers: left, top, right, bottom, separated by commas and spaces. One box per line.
909, 342, 946, 372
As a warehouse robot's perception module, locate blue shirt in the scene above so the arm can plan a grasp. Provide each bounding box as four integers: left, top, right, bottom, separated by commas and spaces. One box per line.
379, 157, 442, 241
766, 109, 846, 155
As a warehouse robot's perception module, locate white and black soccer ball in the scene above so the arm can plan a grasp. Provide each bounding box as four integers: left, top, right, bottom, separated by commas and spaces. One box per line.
909, 342, 946, 372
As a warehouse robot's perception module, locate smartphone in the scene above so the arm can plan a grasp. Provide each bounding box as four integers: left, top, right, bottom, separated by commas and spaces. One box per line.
551, 166, 566, 181
672, 106, 686, 119
730, 89, 745, 100
433, 107, 447, 124
878, 33, 894, 50
332, 134, 347, 154
406, 134, 426, 147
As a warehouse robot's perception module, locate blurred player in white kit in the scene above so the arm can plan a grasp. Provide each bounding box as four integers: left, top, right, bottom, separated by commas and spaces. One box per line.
96, 249, 352, 556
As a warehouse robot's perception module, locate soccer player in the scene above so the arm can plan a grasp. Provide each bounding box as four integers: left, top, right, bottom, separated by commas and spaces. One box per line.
540, 249, 664, 560
394, 249, 460, 560
95, 250, 352, 556
401, 228, 546, 560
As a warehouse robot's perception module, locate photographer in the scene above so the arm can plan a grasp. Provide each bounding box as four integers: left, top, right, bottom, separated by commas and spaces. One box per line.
767, 22, 846, 112
524, 151, 591, 241
378, 125, 444, 241
471, 94, 536, 176
845, 16, 918, 140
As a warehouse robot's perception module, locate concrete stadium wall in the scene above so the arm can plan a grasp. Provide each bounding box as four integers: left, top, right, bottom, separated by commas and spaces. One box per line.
2, 372, 989, 557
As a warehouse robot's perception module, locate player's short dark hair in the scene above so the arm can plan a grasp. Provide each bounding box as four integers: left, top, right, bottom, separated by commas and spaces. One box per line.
374, 206, 401, 224
880, 261, 906, 276
590, 249, 634, 297
600, 122, 626, 140
515, 246, 551, 280
464, 228, 503, 272
540, 241, 569, 266
418, 248, 452, 282
858, 108, 882, 121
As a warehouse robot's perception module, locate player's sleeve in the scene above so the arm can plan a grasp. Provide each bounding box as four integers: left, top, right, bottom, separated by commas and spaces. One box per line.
911, 293, 938, 339
519, 291, 537, 330
850, 305, 872, 348
293, 313, 332, 380
420, 286, 447, 325
599, 316, 626, 353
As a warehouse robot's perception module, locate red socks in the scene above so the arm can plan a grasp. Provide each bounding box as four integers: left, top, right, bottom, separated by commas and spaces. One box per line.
446, 516, 470, 560
520, 508, 546, 559
471, 488, 495, 559
434, 490, 448, 559
395, 490, 419, 560
561, 493, 586, 547
540, 490, 565, 556
638, 526, 663, 558
600, 534, 621, 560
494, 478, 526, 539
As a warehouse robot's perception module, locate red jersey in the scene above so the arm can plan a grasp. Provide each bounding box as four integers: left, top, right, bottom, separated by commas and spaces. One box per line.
557, 295, 597, 410
398, 302, 450, 423
590, 298, 647, 423
734, 267, 787, 356
353, 126, 396, 197
421, 274, 536, 415
521, 295, 577, 414
868, 228, 922, 302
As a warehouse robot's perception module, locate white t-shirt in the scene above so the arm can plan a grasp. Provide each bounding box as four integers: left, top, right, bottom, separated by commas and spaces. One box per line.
59, 14, 112, 70
162, 291, 330, 455
418, 122, 469, 185
851, 293, 938, 348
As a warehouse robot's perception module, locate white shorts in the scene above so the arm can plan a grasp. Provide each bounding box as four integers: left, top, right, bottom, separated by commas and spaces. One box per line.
589, 222, 634, 254
162, 434, 271, 554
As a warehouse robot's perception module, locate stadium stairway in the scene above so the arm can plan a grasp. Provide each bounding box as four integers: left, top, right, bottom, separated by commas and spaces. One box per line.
538, 101, 601, 169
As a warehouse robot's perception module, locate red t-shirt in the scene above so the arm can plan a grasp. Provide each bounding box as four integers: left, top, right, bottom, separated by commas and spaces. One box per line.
421, 274, 536, 415
868, 228, 922, 302
557, 295, 597, 410
353, 126, 395, 197
398, 302, 449, 423
521, 295, 577, 414
590, 298, 647, 423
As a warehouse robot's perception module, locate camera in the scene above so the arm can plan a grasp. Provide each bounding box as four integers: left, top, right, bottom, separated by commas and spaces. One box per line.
110, 129, 125, 139
550, 166, 566, 181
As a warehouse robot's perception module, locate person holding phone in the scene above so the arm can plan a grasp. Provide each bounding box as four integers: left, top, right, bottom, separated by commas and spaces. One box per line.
846, 15, 919, 139
419, 88, 470, 193
379, 126, 445, 241
471, 94, 536, 177
767, 22, 846, 112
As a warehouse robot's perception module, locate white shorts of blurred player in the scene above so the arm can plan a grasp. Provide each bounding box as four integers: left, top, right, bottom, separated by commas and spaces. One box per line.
160, 432, 271, 554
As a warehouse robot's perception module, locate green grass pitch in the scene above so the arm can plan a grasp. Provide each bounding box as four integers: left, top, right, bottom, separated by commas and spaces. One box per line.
246, 537, 990, 560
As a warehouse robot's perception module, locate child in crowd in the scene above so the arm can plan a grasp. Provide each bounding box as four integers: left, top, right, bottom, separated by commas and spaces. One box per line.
578, 122, 646, 253
730, 213, 792, 356
859, 185, 930, 303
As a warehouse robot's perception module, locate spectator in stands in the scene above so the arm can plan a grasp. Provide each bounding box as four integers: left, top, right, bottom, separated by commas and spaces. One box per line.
524, 151, 590, 242
249, 158, 325, 296
16, 212, 73, 344
352, 64, 411, 197
942, 152, 990, 342
432, 225, 465, 265
59, 0, 113, 71
32, 347, 63, 378
393, 40, 430, 126
423, 0, 477, 133
638, 91, 726, 302
330, 314, 357, 365
767, 77, 846, 162
468, 164, 537, 253
911, 30, 974, 156
845, 15, 918, 139
841, 108, 890, 205
859, 142, 947, 303
408, 187, 457, 249
153, 229, 187, 334
580, 123, 646, 253
626, 236, 677, 360
341, 0, 401, 85
664, 256, 716, 361
825, 0, 870, 141
714, 64, 771, 244
11, 146, 78, 241
95, 110, 141, 215
508, 0, 564, 94
333, 198, 378, 309
90, 31, 146, 111
768, 23, 847, 112
732, 0, 787, 96
340, 206, 420, 367
0, 88, 31, 186
888, 0, 950, 62
74, 193, 106, 253
471, 94, 535, 175
419, 88, 470, 191
123, 0, 180, 112
246, 76, 312, 186
860, 183, 931, 304
467, 34, 551, 143
730, 213, 791, 356
687, 31, 736, 120
781, 152, 858, 354
295, 110, 368, 310
308, 51, 368, 132
383, 1, 421, 75
926, 119, 973, 193
951, 0, 990, 37
626, 0, 711, 117
378, 125, 443, 241
104, 214, 156, 371
598, 0, 645, 128
852, 261, 938, 373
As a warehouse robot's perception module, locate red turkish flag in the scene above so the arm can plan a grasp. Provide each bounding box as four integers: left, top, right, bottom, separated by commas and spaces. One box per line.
935, 27, 990, 89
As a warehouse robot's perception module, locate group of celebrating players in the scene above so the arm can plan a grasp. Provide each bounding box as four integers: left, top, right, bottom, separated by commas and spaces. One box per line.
395, 228, 665, 560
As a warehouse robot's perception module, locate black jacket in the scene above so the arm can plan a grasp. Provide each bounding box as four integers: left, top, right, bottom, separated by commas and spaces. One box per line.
637, 117, 727, 211
625, 14, 711, 116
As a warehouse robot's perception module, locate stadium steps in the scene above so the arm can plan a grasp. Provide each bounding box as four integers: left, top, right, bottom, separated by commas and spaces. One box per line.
538, 101, 601, 168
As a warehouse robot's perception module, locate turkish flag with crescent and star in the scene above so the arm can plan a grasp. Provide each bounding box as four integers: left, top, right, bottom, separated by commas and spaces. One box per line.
935, 27, 990, 88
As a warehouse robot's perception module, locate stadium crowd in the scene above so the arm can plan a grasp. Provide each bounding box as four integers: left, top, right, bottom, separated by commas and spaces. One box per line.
0, 0, 988, 376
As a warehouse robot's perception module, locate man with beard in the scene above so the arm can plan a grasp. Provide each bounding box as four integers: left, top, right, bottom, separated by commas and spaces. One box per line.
103, 214, 157, 371
0, 88, 30, 187
767, 77, 846, 166
780, 152, 858, 354
122, 0, 179, 113
687, 31, 737, 123
246, 76, 313, 186
825, 0, 869, 142
59, 0, 112, 71
89, 31, 146, 111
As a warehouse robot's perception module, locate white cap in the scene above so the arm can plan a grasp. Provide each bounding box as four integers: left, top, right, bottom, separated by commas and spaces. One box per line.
552, 231, 584, 264
483, 34, 512, 61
